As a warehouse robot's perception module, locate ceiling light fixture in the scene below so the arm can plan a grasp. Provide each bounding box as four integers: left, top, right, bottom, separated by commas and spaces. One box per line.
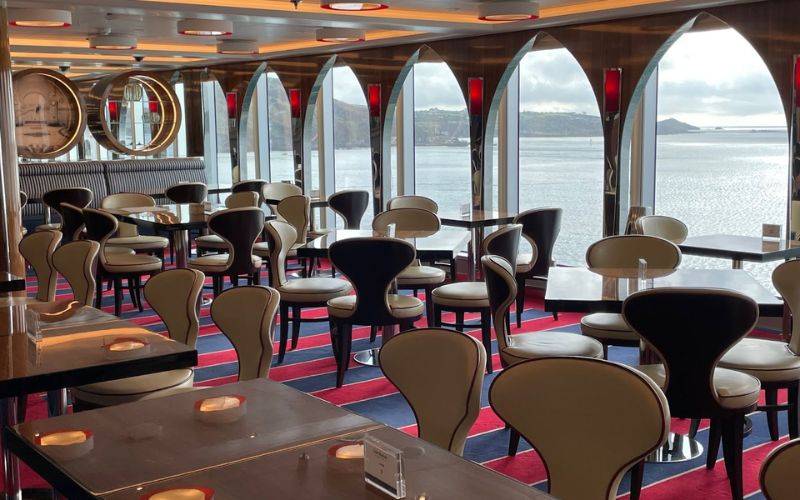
8, 8, 72, 28
177, 19, 233, 36
316, 28, 366, 43
477, 1, 539, 21
320, 1, 389, 11
216, 39, 259, 55
88, 34, 138, 50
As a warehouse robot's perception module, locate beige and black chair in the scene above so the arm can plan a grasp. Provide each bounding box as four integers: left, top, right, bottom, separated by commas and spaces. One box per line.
490, 357, 669, 500
71, 268, 205, 409
262, 181, 302, 209
164, 182, 209, 263
580, 235, 681, 358
35, 187, 93, 232
380, 328, 485, 456
195, 191, 260, 257
624, 288, 761, 500
255, 194, 310, 277
264, 220, 351, 364
760, 438, 800, 500
635, 215, 688, 244
387, 195, 439, 214
329, 190, 370, 229
2, 231, 62, 305
19, 191, 27, 236
60, 203, 133, 256
211, 285, 281, 380
84, 208, 163, 316
100, 193, 169, 262
233, 179, 269, 206
52, 240, 100, 306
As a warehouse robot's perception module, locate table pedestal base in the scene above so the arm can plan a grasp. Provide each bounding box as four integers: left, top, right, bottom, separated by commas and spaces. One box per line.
353, 348, 380, 367
646, 432, 703, 463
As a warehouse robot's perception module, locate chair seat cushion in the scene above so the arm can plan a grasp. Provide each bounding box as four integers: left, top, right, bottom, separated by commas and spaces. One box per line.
103, 253, 162, 273
633, 364, 760, 410
580, 313, 638, 342
70, 369, 194, 406
431, 282, 488, 308
503, 331, 605, 363
328, 294, 424, 320
188, 253, 262, 272
107, 235, 169, 250
718, 338, 800, 383
105, 246, 136, 256
252, 241, 270, 256
515, 253, 534, 274
397, 265, 446, 286
195, 234, 227, 249
35, 223, 61, 232
279, 278, 352, 303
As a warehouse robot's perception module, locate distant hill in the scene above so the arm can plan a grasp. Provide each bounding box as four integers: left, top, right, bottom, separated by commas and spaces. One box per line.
657, 118, 700, 135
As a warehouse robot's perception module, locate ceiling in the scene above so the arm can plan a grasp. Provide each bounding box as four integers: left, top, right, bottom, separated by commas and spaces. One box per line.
6, 0, 752, 78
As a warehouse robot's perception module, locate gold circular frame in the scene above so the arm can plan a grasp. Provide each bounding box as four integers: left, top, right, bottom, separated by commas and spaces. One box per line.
86, 71, 182, 156
12, 68, 87, 160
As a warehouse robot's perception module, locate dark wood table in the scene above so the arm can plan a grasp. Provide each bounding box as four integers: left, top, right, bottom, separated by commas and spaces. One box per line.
679, 234, 800, 269
0, 273, 25, 294
0, 300, 197, 500
5, 378, 381, 499
544, 267, 783, 317
103, 426, 551, 500
440, 211, 517, 280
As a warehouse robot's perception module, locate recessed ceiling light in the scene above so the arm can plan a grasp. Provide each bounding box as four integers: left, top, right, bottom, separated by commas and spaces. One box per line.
177, 19, 233, 36
320, 1, 389, 11
217, 39, 259, 55
478, 1, 539, 21
8, 8, 72, 28
88, 34, 138, 50
316, 28, 366, 43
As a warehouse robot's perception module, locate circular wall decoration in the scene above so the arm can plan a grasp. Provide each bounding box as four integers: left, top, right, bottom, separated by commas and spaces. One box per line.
12, 68, 87, 159
86, 71, 182, 156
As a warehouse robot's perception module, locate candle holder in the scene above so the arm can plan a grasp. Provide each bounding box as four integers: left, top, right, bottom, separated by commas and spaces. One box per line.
35, 430, 94, 461
194, 395, 247, 424
104, 337, 150, 359
141, 486, 214, 500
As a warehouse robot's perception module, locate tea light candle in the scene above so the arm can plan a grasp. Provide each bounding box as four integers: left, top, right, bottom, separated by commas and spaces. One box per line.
335, 443, 364, 459
194, 395, 246, 424
35, 430, 94, 460
104, 337, 150, 359
143, 487, 214, 500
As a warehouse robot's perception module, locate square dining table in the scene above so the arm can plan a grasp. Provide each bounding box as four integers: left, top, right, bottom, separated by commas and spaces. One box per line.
678, 234, 800, 269
439, 211, 517, 280
0, 300, 197, 500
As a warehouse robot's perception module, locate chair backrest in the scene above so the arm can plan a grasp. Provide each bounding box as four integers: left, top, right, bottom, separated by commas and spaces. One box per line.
207, 207, 264, 275
211, 285, 281, 380
490, 357, 669, 500
513, 208, 561, 277
19, 191, 27, 208
42, 187, 93, 217
100, 193, 156, 210
482, 255, 517, 359
387, 195, 438, 214
623, 288, 759, 416
52, 240, 99, 306
276, 195, 310, 245
372, 208, 440, 236
144, 269, 205, 347
380, 328, 486, 456
586, 235, 682, 269
328, 237, 416, 325
263, 182, 302, 202
635, 215, 688, 244
82, 208, 119, 266
225, 191, 260, 209
19, 231, 62, 302
773, 260, 800, 354
328, 190, 370, 229
232, 179, 268, 205
482, 224, 522, 266
165, 182, 208, 204
59, 203, 85, 243
760, 438, 800, 500
263, 220, 297, 288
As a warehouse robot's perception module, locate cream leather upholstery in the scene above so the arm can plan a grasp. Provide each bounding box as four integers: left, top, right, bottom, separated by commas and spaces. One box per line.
635, 215, 689, 244
196, 192, 260, 250
580, 313, 635, 341
277, 277, 351, 302
387, 195, 438, 214
20, 230, 62, 302
396, 265, 446, 286
189, 254, 262, 272
106, 235, 169, 250
71, 370, 195, 406
101, 193, 163, 240
760, 438, 800, 500
53, 240, 100, 306
87, 209, 161, 273
380, 328, 485, 456
373, 208, 444, 289
276, 195, 310, 246
515, 249, 538, 274
263, 182, 302, 202
490, 358, 669, 500
211, 286, 281, 380
633, 364, 760, 410
328, 295, 424, 319
431, 282, 488, 308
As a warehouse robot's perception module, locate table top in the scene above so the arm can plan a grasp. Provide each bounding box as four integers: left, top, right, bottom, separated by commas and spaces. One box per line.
544, 267, 783, 316
108, 204, 275, 231
265, 197, 328, 208
0, 300, 197, 398
297, 229, 471, 260
679, 234, 800, 262
439, 210, 517, 228
0, 272, 26, 293
6, 378, 380, 498
104, 426, 550, 500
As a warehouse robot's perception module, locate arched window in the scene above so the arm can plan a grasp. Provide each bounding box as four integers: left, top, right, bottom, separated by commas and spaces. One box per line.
266, 72, 295, 183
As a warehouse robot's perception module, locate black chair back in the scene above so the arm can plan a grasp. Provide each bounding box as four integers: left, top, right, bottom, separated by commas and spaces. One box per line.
60, 203, 85, 243
483, 224, 522, 268
623, 288, 759, 417
232, 180, 268, 206
43, 187, 93, 218
82, 207, 117, 243
329, 237, 415, 325
207, 207, 264, 276
513, 208, 562, 277
482, 255, 517, 357
329, 190, 370, 229
165, 183, 208, 204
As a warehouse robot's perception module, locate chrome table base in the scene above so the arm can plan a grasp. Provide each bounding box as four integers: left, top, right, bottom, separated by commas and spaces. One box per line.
646, 432, 703, 463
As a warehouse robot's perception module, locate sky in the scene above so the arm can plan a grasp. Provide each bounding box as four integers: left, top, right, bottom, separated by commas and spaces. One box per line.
329, 27, 786, 129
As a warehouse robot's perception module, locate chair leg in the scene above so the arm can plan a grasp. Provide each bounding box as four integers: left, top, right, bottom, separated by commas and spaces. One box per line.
765, 387, 780, 441
689, 418, 701, 439
629, 461, 645, 500
113, 277, 123, 317
126, 278, 138, 310
291, 306, 302, 350
789, 381, 800, 439
94, 273, 103, 309
135, 276, 144, 312
515, 276, 525, 328
449, 258, 457, 282
424, 286, 434, 326
706, 418, 721, 469
329, 321, 339, 358
336, 324, 353, 388
480, 310, 492, 374
278, 304, 290, 363
721, 414, 744, 500
16, 396, 27, 423
433, 305, 442, 328
508, 428, 520, 456
455, 311, 465, 332
552, 311, 558, 321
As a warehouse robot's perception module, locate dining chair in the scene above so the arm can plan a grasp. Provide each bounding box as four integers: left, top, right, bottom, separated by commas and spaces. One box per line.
263, 220, 352, 363
623, 288, 760, 500
490, 357, 669, 500
100, 193, 169, 263
329, 190, 370, 229
387, 195, 439, 214
635, 215, 688, 244
431, 224, 522, 373
255, 194, 311, 276
327, 237, 424, 388
380, 328, 486, 456
84, 208, 163, 316
70, 268, 205, 409
717, 260, 800, 440
512, 207, 562, 326
52, 240, 100, 306
233, 179, 269, 206
581, 235, 682, 358
164, 182, 209, 263
195, 191, 260, 257
19, 191, 27, 236
263, 181, 303, 205
59, 202, 85, 243
188, 207, 264, 296
35, 187, 93, 232
16, 230, 61, 303
760, 438, 800, 500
